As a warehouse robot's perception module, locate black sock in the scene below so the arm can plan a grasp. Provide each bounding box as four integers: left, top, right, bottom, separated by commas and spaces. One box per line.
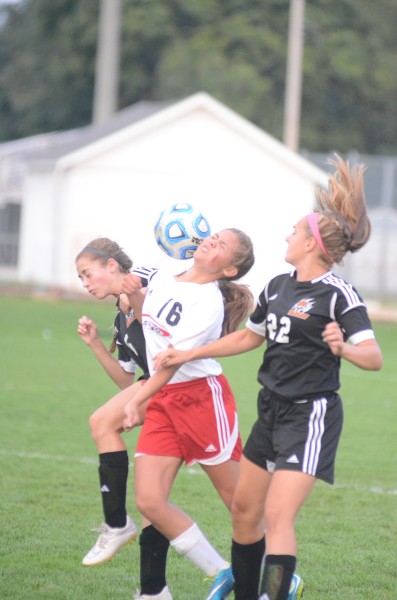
98, 451, 129, 528
232, 537, 265, 600
139, 525, 170, 595
259, 554, 296, 600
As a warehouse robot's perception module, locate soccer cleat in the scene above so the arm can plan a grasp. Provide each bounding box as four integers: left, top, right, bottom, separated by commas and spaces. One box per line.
82, 515, 138, 566
133, 586, 173, 599
288, 573, 305, 599
205, 564, 234, 600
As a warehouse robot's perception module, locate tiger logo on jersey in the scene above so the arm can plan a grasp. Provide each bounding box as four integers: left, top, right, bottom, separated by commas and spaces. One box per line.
287, 298, 315, 319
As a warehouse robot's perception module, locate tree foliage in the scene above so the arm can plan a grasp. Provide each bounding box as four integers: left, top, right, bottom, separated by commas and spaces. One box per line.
0, 0, 396, 153
0, 0, 98, 138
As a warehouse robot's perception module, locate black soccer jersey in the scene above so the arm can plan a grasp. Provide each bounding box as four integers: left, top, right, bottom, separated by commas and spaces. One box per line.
247, 270, 375, 400
113, 266, 158, 378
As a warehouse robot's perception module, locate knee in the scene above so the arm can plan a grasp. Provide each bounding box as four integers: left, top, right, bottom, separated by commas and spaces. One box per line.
218, 489, 234, 511
230, 497, 242, 522
231, 496, 253, 526
231, 496, 265, 542
232, 492, 265, 525
135, 490, 159, 521
88, 408, 108, 441
264, 503, 287, 533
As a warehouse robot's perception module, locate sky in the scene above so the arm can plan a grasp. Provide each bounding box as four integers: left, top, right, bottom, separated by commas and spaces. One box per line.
0, 0, 25, 27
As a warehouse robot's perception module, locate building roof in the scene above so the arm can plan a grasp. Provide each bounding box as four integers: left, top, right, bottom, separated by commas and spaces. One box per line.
0, 100, 169, 163
0, 92, 328, 188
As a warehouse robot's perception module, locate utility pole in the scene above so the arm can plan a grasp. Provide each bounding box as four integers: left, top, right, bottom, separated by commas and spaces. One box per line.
93, 0, 123, 124
283, 0, 305, 152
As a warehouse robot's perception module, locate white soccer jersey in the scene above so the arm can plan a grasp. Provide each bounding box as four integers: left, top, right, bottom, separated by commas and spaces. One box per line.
142, 269, 224, 383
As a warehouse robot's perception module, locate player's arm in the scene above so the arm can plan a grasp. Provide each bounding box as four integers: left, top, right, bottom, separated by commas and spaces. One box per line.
322, 321, 383, 370
77, 315, 134, 388
154, 327, 264, 370
121, 273, 146, 321
123, 365, 178, 430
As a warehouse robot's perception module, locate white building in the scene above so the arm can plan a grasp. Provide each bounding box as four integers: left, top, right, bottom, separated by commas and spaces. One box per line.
0, 92, 328, 299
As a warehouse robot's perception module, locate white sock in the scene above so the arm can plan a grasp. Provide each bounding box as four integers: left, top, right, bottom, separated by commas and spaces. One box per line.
170, 522, 228, 577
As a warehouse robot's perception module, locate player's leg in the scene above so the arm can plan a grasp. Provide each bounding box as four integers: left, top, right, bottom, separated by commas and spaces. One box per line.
173, 375, 240, 598
135, 454, 186, 597
134, 454, 190, 598
258, 470, 315, 600
135, 453, 199, 539
198, 459, 239, 600
137, 517, 173, 599
229, 455, 271, 600
83, 382, 145, 566
200, 458, 240, 510
90, 380, 147, 453
258, 393, 343, 598
135, 453, 234, 597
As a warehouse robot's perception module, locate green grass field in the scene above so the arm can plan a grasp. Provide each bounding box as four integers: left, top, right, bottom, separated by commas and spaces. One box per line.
0, 295, 396, 599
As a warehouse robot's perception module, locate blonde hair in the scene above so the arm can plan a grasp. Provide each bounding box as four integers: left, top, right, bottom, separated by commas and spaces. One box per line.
218, 228, 255, 335
311, 154, 371, 265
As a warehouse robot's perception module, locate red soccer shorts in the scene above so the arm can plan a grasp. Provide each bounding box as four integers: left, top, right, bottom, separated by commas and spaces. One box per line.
135, 374, 242, 466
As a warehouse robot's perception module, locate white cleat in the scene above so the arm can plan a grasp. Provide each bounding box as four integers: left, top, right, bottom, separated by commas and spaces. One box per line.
134, 586, 173, 599
82, 515, 138, 566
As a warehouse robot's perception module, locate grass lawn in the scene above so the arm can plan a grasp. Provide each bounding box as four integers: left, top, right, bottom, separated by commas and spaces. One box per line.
0, 295, 396, 599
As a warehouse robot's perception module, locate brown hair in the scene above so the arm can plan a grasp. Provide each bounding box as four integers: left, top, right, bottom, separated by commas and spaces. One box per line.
75, 238, 132, 274
76, 238, 133, 352
219, 228, 255, 335
311, 155, 371, 265
218, 280, 254, 335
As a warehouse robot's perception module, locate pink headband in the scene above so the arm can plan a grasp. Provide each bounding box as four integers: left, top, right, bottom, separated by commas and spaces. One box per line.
307, 212, 332, 262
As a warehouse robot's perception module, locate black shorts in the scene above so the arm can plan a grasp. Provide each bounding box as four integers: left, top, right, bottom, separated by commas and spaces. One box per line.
243, 387, 343, 484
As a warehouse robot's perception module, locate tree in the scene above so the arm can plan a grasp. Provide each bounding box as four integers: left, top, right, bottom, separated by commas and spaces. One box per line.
0, 0, 98, 138
0, 0, 396, 154
301, 0, 397, 152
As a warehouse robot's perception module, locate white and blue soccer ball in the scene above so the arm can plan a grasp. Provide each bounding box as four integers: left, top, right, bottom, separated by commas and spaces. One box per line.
154, 203, 211, 260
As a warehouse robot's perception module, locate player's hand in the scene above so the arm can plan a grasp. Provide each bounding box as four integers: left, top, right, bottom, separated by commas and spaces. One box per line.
153, 345, 188, 370
77, 315, 99, 346
322, 321, 345, 356
123, 400, 141, 431
121, 273, 142, 295
119, 293, 131, 316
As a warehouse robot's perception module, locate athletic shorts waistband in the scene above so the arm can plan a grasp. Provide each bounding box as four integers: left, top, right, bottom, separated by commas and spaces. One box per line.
262, 386, 337, 404
156, 373, 227, 394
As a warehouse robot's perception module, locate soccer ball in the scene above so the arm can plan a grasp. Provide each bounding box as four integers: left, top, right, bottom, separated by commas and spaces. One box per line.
154, 203, 211, 260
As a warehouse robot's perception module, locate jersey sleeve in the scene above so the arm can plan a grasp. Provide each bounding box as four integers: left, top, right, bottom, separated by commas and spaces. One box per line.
132, 266, 158, 287
335, 288, 375, 344
246, 283, 269, 337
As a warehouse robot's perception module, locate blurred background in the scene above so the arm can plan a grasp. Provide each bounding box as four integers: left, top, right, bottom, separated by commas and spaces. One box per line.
0, 0, 396, 302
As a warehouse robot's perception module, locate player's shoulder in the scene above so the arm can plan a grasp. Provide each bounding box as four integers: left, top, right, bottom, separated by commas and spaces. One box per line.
261, 271, 293, 299
269, 271, 293, 286
319, 271, 366, 310
320, 271, 361, 296
132, 266, 159, 286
